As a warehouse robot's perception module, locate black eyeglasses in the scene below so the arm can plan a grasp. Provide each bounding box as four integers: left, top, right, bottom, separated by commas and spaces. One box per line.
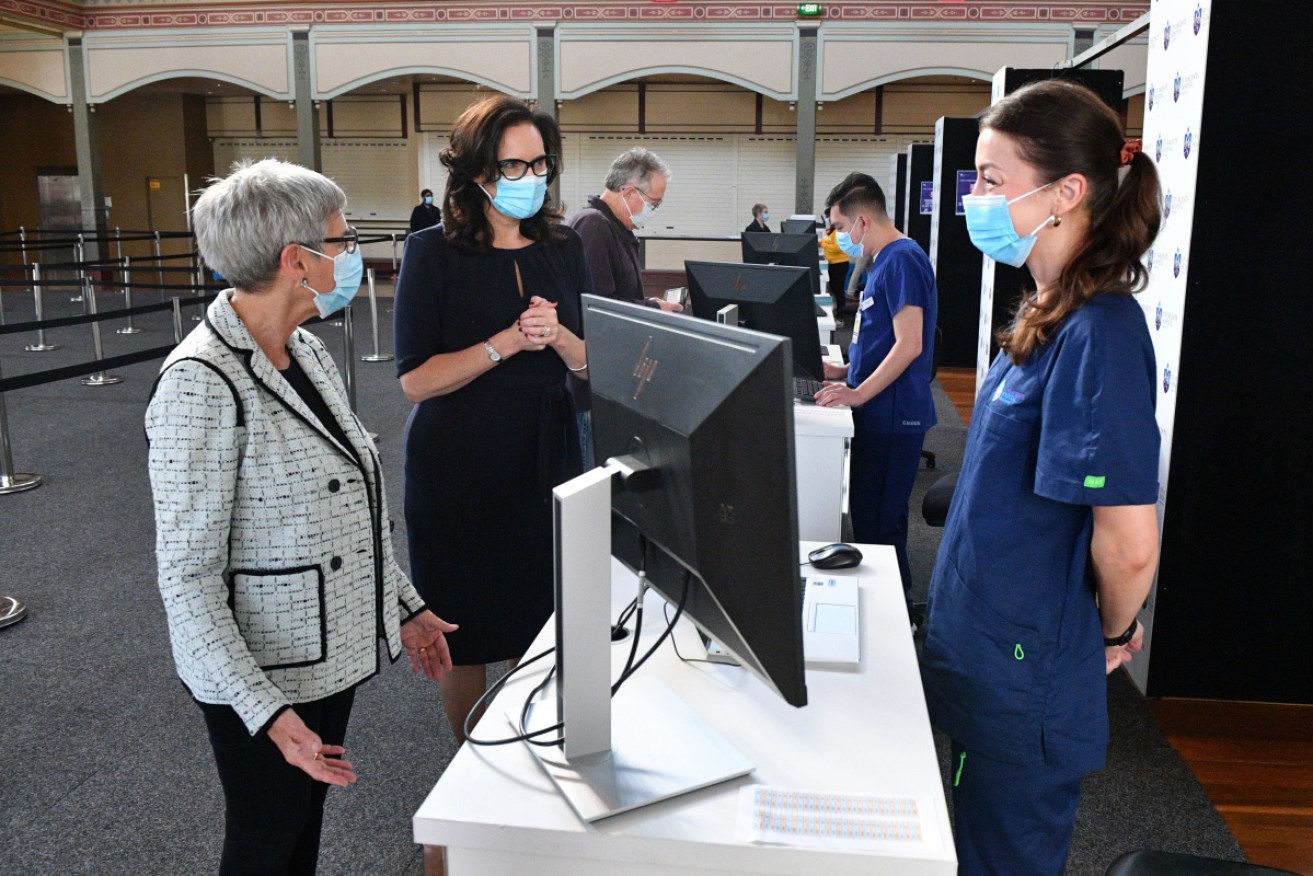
321, 226, 359, 255
497, 155, 556, 181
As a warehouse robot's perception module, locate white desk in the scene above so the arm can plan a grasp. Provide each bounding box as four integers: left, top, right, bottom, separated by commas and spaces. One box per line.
413, 543, 956, 876
817, 302, 836, 348
793, 401, 852, 542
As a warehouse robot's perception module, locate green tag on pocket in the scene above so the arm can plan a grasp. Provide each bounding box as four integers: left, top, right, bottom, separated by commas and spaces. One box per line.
1083, 475, 1106, 489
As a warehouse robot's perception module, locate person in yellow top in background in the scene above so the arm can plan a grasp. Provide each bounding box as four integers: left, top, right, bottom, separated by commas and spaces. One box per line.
820, 216, 854, 321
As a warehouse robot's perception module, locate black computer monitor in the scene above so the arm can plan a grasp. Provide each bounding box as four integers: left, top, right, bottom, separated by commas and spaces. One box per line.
685, 260, 825, 382
781, 218, 821, 234
741, 231, 821, 298
585, 295, 807, 708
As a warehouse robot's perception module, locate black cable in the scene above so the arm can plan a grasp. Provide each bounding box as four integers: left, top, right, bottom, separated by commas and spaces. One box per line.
612, 568, 690, 692
665, 602, 722, 667
462, 648, 564, 746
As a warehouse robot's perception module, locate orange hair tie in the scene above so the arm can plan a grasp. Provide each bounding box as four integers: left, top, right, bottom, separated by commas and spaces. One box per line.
1120, 139, 1143, 167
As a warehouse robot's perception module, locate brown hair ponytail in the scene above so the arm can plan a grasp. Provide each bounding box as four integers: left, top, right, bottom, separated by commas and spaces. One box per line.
984, 79, 1162, 363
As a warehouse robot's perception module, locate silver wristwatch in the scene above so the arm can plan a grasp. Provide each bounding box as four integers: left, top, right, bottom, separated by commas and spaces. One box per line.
483, 340, 502, 364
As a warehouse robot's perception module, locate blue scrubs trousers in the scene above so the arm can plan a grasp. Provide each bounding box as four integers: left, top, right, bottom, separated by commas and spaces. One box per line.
848, 429, 924, 594
949, 741, 1087, 876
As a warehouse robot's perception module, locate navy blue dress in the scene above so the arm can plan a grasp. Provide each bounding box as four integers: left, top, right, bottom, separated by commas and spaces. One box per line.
394, 225, 590, 665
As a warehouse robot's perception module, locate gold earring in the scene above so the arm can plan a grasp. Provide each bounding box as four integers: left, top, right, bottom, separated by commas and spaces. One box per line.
1052, 215, 1062, 228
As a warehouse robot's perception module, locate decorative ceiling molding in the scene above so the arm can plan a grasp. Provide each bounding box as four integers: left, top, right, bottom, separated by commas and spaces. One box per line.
1, 1, 1150, 34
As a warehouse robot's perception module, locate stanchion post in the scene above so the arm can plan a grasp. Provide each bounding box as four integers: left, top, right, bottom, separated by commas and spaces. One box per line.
341, 304, 358, 411
0, 358, 43, 494
81, 275, 123, 386
71, 234, 86, 304
24, 264, 59, 352
117, 255, 141, 334
361, 269, 393, 362
190, 250, 203, 321
154, 231, 165, 303
172, 298, 184, 343
390, 234, 399, 279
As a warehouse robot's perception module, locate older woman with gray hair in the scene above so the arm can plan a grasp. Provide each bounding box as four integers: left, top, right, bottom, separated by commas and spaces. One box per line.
145, 158, 456, 876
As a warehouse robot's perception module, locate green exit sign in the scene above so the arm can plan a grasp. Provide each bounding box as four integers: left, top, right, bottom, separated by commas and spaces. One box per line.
797, 3, 823, 16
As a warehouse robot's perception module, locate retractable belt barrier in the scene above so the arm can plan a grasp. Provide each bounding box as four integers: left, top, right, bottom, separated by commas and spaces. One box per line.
0, 297, 360, 497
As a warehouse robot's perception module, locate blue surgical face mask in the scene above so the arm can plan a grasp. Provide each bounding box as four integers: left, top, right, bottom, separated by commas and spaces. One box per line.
479, 175, 547, 220
301, 245, 364, 318
762, 212, 770, 223
961, 183, 1056, 268
424, 195, 433, 205
835, 218, 867, 259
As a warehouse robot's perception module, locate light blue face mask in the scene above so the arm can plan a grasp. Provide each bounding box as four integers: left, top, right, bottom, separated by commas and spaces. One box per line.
424, 195, 433, 205
834, 219, 867, 260
301, 245, 364, 318
762, 212, 770, 223
961, 183, 1056, 268
480, 175, 547, 220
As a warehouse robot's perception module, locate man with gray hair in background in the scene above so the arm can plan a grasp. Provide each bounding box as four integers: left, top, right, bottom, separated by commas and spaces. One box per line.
565, 146, 679, 468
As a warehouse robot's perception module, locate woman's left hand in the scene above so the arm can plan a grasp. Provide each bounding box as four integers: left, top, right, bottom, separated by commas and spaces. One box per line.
401, 610, 458, 680
519, 296, 564, 347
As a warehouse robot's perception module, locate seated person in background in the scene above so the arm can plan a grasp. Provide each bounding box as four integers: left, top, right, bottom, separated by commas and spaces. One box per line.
409, 188, 441, 235
814, 172, 938, 611
744, 203, 771, 233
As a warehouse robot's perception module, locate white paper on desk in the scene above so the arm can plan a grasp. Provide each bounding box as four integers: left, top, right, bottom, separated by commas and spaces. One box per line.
736, 785, 928, 851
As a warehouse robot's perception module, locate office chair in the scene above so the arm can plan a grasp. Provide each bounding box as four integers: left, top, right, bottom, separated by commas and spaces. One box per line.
922, 325, 943, 469
1105, 851, 1300, 876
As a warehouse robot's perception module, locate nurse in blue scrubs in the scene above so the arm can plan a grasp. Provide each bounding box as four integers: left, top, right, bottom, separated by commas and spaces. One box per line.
919, 80, 1164, 876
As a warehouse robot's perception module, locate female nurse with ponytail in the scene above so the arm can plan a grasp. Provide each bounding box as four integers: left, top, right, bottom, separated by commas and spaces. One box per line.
393, 95, 593, 744
919, 79, 1163, 876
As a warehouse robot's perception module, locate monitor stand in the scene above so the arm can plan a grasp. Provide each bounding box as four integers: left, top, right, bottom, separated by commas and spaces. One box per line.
525, 460, 754, 823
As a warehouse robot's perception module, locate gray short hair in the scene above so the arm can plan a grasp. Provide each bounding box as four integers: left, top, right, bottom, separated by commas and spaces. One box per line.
603, 147, 671, 193
191, 158, 347, 292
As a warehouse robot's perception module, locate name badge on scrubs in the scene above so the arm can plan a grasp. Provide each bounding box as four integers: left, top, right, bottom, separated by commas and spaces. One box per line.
859, 296, 875, 312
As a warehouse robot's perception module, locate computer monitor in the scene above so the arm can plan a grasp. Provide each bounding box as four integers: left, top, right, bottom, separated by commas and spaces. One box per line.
685, 260, 825, 381
781, 218, 821, 234
533, 295, 807, 822
741, 231, 821, 298
589, 296, 807, 709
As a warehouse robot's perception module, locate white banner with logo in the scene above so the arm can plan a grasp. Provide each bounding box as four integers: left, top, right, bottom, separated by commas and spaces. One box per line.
1127, 0, 1211, 692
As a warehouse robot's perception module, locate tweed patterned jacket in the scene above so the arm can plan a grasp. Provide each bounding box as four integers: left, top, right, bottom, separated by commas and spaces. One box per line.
145, 291, 426, 735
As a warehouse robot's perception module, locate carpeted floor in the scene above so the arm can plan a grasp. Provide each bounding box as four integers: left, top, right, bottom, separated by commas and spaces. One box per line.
0, 287, 1243, 874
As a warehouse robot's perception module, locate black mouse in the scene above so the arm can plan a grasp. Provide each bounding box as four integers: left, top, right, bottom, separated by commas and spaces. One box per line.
808, 543, 863, 570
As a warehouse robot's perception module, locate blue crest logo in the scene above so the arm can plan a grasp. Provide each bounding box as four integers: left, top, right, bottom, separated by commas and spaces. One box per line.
1173, 249, 1182, 278
1146, 247, 1154, 274
1163, 23, 1171, 50
1155, 302, 1163, 330
1164, 191, 1172, 217
1156, 136, 1163, 162
1183, 130, 1193, 158
1194, 3, 1202, 34
1163, 364, 1172, 393
1148, 86, 1155, 111
1173, 74, 1181, 102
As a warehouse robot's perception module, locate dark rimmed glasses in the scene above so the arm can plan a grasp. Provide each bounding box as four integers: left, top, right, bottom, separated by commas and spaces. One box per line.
497, 155, 557, 180
321, 226, 360, 255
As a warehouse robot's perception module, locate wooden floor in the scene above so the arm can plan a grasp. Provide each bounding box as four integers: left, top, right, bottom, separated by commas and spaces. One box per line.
938, 367, 1313, 875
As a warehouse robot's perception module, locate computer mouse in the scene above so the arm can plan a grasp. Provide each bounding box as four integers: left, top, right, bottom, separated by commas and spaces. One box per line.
808, 543, 863, 570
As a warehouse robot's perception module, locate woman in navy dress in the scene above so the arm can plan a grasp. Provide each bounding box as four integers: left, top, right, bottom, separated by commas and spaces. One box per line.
394, 96, 591, 744
920, 80, 1163, 875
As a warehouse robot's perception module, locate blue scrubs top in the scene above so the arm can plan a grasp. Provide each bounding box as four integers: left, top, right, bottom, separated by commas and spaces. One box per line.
847, 238, 938, 434
921, 293, 1159, 771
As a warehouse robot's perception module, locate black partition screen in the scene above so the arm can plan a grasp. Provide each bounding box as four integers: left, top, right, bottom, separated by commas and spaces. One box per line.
902, 143, 933, 257
929, 117, 984, 368
890, 152, 908, 233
